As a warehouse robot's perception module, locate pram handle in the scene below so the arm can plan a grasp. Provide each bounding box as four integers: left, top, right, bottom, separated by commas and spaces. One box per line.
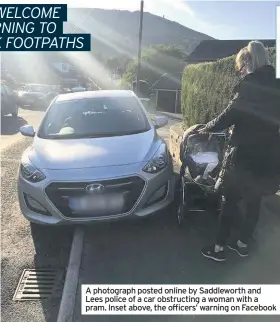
209, 132, 227, 136
180, 132, 226, 140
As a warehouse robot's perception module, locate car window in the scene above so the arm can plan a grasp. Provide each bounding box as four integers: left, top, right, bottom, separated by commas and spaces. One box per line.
38, 96, 151, 139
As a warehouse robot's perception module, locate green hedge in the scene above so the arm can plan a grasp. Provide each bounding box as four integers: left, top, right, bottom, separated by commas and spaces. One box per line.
181, 47, 276, 127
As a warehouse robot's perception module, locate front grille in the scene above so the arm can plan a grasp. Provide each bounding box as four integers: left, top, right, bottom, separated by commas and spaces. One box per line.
45, 176, 146, 218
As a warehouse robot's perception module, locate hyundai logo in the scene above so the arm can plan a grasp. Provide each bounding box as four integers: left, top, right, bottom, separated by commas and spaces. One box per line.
85, 183, 105, 194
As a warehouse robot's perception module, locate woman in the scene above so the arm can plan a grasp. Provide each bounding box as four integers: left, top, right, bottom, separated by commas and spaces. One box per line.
198, 41, 280, 262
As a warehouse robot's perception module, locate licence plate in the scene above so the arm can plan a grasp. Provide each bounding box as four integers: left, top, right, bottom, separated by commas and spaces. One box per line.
69, 193, 124, 214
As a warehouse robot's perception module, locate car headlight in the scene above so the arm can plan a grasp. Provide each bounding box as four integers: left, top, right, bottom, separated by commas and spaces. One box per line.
20, 156, 46, 183
143, 143, 168, 174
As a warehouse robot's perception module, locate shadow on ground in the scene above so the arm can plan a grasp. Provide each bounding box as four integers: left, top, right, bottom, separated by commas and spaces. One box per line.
1, 116, 27, 135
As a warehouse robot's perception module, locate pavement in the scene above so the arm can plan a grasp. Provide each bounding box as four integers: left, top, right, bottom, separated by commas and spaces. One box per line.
1, 107, 280, 322
157, 110, 183, 121
73, 196, 280, 322
146, 106, 183, 121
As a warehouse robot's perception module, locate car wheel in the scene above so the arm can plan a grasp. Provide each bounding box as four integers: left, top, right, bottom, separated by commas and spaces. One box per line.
11, 105, 19, 117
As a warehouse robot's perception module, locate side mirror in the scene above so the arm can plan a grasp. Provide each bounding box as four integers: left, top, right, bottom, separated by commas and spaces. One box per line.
154, 116, 168, 129
20, 125, 35, 137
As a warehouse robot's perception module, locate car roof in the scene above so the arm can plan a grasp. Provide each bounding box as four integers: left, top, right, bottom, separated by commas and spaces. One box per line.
55, 90, 136, 102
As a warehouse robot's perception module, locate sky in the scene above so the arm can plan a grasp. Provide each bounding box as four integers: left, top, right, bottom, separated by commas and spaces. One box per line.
86, 0, 280, 39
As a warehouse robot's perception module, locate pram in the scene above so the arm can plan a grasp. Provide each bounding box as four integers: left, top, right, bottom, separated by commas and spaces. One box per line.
176, 125, 229, 226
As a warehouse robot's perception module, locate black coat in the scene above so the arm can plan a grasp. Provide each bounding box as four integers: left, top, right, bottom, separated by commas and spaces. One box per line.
204, 65, 280, 177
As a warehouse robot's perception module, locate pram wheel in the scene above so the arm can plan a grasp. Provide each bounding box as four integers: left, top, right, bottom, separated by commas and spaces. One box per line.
177, 203, 187, 226
176, 176, 190, 226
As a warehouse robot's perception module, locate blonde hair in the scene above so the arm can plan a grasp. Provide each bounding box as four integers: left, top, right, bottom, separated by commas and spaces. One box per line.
235, 40, 270, 72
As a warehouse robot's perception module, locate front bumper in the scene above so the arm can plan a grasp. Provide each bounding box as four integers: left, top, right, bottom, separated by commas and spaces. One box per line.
18, 162, 175, 225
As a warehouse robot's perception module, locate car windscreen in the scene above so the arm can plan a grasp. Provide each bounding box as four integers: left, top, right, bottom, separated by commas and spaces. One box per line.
37, 96, 151, 139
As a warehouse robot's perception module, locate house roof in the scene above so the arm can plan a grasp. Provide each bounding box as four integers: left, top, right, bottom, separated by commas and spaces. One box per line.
150, 72, 182, 90
186, 39, 276, 63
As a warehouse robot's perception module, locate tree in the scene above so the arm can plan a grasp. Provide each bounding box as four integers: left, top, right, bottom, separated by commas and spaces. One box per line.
106, 57, 120, 72
105, 55, 131, 76
122, 45, 186, 87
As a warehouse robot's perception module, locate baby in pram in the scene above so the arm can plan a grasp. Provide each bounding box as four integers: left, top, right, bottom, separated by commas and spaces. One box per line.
180, 125, 224, 186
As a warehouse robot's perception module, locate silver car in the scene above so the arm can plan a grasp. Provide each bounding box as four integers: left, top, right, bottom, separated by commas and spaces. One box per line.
18, 90, 175, 225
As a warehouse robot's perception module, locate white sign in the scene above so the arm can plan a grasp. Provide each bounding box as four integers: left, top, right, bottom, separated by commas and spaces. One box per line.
81, 284, 280, 315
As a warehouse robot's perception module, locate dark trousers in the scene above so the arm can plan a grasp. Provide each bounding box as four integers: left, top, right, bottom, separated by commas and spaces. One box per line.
216, 191, 262, 246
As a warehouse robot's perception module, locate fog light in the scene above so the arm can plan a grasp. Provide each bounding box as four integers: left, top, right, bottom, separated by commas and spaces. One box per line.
146, 183, 168, 207
24, 194, 50, 216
